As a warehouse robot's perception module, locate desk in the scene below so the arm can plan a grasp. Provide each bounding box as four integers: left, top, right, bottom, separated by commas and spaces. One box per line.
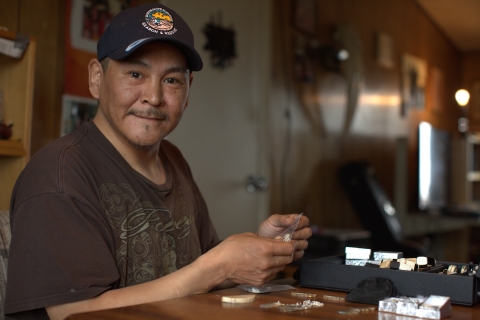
67, 279, 480, 319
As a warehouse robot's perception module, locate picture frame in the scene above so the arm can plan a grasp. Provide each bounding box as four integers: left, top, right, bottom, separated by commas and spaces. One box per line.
69, 0, 132, 53
401, 53, 427, 116
61, 94, 98, 136
293, 0, 317, 35
65, 0, 136, 98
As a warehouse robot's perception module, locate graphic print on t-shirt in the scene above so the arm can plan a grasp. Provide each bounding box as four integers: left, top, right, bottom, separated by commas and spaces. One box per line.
99, 182, 200, 287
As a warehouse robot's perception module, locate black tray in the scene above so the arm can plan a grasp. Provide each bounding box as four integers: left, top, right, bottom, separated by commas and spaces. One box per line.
298, 254, 480, 306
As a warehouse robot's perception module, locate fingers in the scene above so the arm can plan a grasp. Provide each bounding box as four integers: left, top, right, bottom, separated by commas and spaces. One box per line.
231, 265, 285, 286
268, 213, 301, 228
294, 239, 308, 251
270, 239, 297, 256
257, 213, 310, 239
220, 234, 294, 279
292, 226, 312, 240
296, 214, 310, 230
293, 250, 305, 261
290, 215, 312, 241
271, 240, 308, 265
216, 232, 306, 287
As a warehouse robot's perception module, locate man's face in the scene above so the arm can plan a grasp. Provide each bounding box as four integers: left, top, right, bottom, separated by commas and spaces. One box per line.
92, 42, 192, 151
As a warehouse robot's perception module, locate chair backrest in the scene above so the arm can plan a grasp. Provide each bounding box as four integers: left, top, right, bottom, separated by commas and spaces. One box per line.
0, 210, 10, 320
338, 161, 405, 251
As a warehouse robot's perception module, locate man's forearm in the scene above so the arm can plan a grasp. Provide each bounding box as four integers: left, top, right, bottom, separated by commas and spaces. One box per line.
46, 254, 225, 320
46, 231, 302, 320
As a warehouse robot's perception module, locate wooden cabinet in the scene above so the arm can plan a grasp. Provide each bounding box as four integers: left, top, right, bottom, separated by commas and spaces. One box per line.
0, 30, 35, 210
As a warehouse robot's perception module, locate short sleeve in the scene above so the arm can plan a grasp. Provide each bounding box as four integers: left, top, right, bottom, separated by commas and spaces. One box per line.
4, 193, 119, 315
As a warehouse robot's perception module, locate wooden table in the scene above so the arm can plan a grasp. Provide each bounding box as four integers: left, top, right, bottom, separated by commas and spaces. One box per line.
66, 279, 480, 319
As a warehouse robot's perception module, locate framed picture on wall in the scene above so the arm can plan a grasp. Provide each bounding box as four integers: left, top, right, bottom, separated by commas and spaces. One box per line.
69, 0, 134, 53
401, 53, 427, 116
61, 94, 98, 136
65, 0, 137, 98
293, 0, 317, 35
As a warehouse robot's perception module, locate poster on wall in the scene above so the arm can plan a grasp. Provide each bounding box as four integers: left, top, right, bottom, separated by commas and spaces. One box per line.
70, 0, 134, 53
401, 53, 427, 116
65, 0, 136, 98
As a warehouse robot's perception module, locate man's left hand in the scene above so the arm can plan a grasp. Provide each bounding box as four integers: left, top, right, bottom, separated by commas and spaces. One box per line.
256, 213, 312, 260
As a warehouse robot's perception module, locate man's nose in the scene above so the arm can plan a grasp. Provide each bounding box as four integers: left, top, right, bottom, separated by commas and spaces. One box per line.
142, 80, 163, 106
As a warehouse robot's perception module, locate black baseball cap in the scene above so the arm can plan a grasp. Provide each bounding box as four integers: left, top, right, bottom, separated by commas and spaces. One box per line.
97, 3, 203, 71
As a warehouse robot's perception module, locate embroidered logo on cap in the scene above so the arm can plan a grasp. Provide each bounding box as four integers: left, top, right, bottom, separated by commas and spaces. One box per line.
144, 8, 174, 31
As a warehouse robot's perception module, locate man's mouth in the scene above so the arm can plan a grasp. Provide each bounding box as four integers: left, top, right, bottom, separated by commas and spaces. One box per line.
128, 109, 168, 121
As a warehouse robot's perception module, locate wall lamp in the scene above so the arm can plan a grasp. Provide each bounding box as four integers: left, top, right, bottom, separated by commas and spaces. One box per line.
455, 89, 470, 134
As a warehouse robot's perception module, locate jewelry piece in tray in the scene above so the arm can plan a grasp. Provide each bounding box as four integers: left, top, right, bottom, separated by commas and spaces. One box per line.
374, 251, 403, 260
345, 246, 371, 260
344, 249, 480, 277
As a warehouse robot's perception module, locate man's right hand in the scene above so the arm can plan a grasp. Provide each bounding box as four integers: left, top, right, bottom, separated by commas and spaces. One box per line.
206, 232, 296, 286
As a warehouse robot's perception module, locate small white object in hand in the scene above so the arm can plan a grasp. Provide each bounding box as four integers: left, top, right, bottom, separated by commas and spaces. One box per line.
280, 213, 303, 242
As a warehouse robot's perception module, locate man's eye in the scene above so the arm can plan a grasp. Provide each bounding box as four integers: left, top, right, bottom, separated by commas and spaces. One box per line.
130, 72, 141, 78
164, 78, 177, 84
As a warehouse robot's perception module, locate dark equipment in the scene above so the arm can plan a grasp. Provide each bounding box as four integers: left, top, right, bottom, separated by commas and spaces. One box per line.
338, 161, 428, 257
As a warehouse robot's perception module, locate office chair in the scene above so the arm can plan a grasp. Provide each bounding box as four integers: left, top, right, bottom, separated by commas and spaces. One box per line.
338, 161, 428, 258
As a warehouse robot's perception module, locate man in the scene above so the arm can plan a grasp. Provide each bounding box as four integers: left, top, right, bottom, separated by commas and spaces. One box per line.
4, 3, 311, 319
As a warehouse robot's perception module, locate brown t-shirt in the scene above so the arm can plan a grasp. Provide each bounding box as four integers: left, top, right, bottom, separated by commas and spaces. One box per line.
4, 121, 219, 318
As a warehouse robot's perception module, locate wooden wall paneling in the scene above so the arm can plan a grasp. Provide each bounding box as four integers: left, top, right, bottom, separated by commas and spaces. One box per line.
269, 0, 294, 215
270, 0, 465, 253
462, 53, 480, 132
17, 0, 65, 155
0, 0, 20, 32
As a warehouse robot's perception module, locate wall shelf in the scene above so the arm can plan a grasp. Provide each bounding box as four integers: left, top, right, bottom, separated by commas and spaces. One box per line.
0, 30, 35, 209
0, 140, 26, 157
